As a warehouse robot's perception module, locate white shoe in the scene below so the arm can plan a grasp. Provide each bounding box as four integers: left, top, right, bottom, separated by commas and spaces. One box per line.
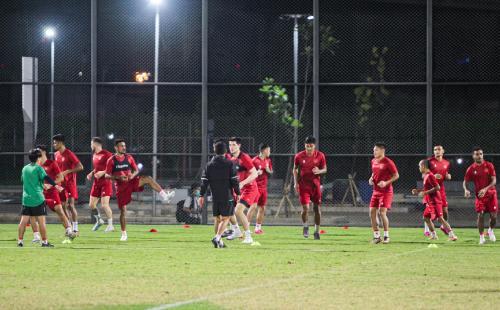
120, 234, 128, 241
31, 238, 41, 244
159, 190, 175, 203
479, 237, 486, 245
242, 236, 253, 244
104, 225, 115, 233
226, 230, 242, 240
92, 218, 105, 231
488, 231, 496, 242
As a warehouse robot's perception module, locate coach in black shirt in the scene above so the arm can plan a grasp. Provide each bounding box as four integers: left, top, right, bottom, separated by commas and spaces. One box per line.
199, 141, 240, 248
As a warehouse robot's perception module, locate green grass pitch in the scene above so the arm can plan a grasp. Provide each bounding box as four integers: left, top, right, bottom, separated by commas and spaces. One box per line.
0, 224, 498, 309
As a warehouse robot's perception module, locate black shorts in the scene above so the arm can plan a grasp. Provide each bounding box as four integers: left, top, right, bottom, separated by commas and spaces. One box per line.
212, 200, 235, 217
21, 203, 47, 217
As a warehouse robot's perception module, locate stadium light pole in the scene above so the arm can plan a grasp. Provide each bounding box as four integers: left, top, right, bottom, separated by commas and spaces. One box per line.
44, 27, 56, 152
151, 0, 161, 216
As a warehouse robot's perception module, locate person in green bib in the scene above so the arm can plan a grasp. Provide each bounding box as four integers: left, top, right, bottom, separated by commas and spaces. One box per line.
18, 149, 62, 247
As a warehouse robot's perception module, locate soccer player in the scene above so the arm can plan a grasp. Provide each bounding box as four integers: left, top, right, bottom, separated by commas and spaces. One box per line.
52, 134, 84, 234
248, 143, 273, 234
369, 142, 399, 244
105, 139, 174, 241
87, 137, 114, 232
463, 147, 497, 245
34, 145, 75, 240
412, 159, 457, 241
424, 144, 452, 236
18, 149, 62, 247
293, 136, 327, 240
199, 141, 241, 248
225, 137, 259, 244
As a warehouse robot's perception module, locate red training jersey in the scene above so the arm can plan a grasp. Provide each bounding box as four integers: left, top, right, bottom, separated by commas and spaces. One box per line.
371, 156, 398, 193
464, 161, 497, 196
41, 159, 61, 184
54, 148, 81, 185
105, 154, 138, 186
93, 149, 113, 173
422, 172, 442, 205
226, 152, 257, 191
428, 157, 450, 189
253, 156, 272, 190
294, 150, 326, 183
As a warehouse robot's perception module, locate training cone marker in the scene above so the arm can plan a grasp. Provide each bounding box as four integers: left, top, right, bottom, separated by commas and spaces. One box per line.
343, 225, 349, 230
319, 230, 327, 234
428, 244, 438, 248
149, 228, 158, 233
62, 239, 71, 244
251, 241, 261, 246
183, 225, 191, 229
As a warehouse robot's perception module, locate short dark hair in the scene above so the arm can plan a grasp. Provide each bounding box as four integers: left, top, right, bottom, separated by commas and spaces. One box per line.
214, 141, 227, 155
374, 142, 386, 149
433, 143, 443, 148
52, 134, 65, 143
304, 136, 316, 144
473, 146, 483, 152
114, 139, 125, 146
35, 144, 48, 153
28, 148, 42, 163
92, 137, 103, 145
228, 137, 242, 145
259, 143, 270, 151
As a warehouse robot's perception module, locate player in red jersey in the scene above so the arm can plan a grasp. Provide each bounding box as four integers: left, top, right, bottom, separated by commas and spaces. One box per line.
30, 145, 76, 243
463, 147, 497, 245
225, 137, 259, 244
105, 139, 174, 241
87, 137, 114, 232
293, 136, 327, 240
424, 144, 452, 236
52, 134, 84, 234
412, 159, 457, 241
248, 143, 273, 235
369, 142, 399, 244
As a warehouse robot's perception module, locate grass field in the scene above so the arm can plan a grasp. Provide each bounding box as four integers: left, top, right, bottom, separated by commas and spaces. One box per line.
0, 224, 498, 310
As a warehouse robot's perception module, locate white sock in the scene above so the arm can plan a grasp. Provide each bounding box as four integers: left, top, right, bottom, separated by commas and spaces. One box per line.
245, 230, 251, 237
424, 222, 430, 233
314, 224, 320, 233
72, 222, 79, 231
122, 230, 127, 235
431, 231, 437, 237
215, 234, 221, 241
255, 223, 262, 230
374, 231, 380, 238
232, 224, 240, 232
384, 231, 389, 238
18, 239, 23, 243
33, 232, 41, 239
303, 223, 309, 228
488, 227, 494, 234
42, 240, 48, 245
108, 218, 113, 226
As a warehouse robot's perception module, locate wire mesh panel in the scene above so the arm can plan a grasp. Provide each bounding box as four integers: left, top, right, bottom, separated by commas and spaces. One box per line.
319, 86, 427, 155
433, 85, 500, 153
96, 85, 154, 152
208, 0, 314, 83
0, 85, 23, 152
433, 0, 500, 82
0, 0, 91, 82
319, 0, 427, 82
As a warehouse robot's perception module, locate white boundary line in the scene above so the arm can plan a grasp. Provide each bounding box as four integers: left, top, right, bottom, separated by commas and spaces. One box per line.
148, 246, 430, 310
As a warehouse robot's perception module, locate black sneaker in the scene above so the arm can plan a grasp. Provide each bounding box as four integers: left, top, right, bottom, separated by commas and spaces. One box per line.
372, 237, 382, 244
218, 240, 227, 248
303, 227, 310, 238
211, 238, 218, 248
314, 232, 320, 240
221, 230, 233, 238
41, 242, 54, 247
17, 242, 23, 247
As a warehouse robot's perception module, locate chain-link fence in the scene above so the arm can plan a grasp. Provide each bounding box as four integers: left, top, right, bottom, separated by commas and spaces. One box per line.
1, 0, 500, 228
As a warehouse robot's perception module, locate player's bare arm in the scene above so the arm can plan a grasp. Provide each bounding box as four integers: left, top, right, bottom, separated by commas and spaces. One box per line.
378, 172, 399, 188
312, 165, 327, 175
239, 167, 258, 188
478, 175, 496, 198
63, 162, 84, 176
463, 180, 471, 198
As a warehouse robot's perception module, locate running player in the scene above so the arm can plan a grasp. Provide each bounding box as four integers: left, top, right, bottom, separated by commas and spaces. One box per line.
412, 159, 457, 241
293, 136, 327, 240
52, 134, 84, 234
463, 147, 497, 244
369, 142, 399, 244
18, 149, 62, 247
425, 144, 452, 236
87, 137, 114, 232
105, 139, 174, 241
225, 137, 258, 244
248, 143, 273, 234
